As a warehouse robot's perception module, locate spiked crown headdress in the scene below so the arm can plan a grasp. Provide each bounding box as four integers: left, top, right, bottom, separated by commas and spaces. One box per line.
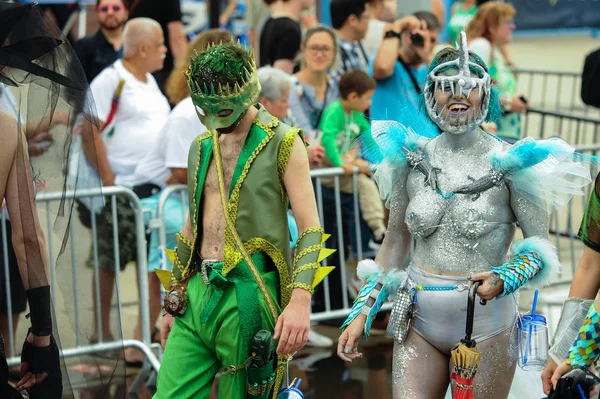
185, 39, 261, 132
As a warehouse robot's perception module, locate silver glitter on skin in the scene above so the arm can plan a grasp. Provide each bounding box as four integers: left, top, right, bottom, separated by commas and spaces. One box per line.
369, 38, 550, 399
384, 128, 549, 398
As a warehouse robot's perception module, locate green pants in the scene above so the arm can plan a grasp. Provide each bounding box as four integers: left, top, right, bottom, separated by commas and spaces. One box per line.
154, 256, 281, 398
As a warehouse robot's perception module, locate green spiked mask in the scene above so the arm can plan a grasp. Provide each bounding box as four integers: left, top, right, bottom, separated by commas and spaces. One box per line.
185, 41, 261, 133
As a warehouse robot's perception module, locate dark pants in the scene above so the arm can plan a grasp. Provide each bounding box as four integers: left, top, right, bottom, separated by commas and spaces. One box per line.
0, 335, 20, 398
313, 183, 373, 312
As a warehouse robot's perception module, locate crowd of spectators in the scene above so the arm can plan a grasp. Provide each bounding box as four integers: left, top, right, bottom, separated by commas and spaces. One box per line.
0, 0, 529, 361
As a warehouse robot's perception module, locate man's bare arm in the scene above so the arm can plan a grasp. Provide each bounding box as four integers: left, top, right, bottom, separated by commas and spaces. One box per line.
284, 135, 320, 235
569, 246, 600, 299
80, 119, 115, 186
167, 167, 188, 185
167, 21, 188, 65
274, 134, 317, 354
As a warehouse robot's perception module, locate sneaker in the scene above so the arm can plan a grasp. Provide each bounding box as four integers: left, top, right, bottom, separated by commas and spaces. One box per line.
306, 329, 334, 348
291, 350, 333, 371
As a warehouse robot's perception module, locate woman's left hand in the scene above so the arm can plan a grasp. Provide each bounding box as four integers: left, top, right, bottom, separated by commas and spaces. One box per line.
470, 271, 504, 300
551, 363, 598, 397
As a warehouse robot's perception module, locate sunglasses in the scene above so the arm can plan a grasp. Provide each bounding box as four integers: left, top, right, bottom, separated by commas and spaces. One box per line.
97, 4, 123, 12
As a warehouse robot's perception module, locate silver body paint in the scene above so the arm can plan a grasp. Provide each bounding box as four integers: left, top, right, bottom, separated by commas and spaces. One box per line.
407, 132, 516, 274
384, 31, 550, 398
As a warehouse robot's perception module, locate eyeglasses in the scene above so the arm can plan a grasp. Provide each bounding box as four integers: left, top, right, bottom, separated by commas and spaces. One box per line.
306, 46, 334, 54
97, 4, 123, 13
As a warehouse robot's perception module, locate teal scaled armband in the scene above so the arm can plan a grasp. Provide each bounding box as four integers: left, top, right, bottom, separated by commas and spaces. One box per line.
341, 260, 405, 338
566, 303, 600, 368
172, 233, 193, 282
290, 227, 324, 294
490, 236, 560, 298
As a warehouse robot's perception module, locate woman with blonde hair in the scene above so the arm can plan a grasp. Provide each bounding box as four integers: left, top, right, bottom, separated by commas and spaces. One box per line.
466, 2, 527, 143
165, 29, 233, 106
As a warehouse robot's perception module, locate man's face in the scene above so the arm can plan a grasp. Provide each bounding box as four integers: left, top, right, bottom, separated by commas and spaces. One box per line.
261, 88, 290, 121
432, 68, 483, 134
349, 5, 371, 40
411, 28, 439, 64
97, 0, 128, 31
300, 0, 315, 12
143, 26, 167, 73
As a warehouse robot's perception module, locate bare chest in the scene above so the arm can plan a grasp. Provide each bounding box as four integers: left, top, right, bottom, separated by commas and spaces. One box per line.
200, 137, 246, 259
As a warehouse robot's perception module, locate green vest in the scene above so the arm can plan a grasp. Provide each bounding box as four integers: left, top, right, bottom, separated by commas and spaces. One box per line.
185, 106, 301, 306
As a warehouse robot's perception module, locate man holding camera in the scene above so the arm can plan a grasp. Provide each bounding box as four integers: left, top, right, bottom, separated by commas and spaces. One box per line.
369, 11, 440, 121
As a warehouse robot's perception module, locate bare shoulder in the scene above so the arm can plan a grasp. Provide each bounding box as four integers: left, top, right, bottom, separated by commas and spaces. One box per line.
286, 134, 309, 167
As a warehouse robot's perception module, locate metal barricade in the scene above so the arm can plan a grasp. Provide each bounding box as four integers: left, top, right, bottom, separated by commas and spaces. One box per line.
523, 107, 600, 145
518, 109, 600, 283
2, 187, 160, 392
513, 68, 600, 117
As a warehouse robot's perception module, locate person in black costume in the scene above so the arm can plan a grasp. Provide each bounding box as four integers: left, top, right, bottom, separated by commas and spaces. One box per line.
0, 2, 121, 397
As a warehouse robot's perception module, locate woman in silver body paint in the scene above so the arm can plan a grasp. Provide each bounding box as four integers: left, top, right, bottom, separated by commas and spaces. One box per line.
337, 31, 591, 399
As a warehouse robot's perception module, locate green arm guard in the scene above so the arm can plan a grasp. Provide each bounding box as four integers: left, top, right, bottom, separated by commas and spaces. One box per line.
290, 227, 324, 294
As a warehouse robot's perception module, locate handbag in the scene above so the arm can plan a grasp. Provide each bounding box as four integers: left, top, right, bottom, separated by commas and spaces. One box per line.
387, 276, 416, 343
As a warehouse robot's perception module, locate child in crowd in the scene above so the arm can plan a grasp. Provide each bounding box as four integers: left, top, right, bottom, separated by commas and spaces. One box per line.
319, 69, 386, 242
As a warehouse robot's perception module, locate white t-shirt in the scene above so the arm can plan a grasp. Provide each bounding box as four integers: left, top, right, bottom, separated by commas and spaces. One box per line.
89, 60, 170, 188
363, 19, 387, 59
396, 0, 431, 17
468, 38, 493, 66
133, 97, 205, 189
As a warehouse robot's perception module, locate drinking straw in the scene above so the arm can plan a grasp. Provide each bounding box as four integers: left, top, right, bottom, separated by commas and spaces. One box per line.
577, 384, 586, 399
523, 290, 539, 366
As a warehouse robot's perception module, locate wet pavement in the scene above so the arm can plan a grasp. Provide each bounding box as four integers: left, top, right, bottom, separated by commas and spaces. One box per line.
60, 326, 396, 399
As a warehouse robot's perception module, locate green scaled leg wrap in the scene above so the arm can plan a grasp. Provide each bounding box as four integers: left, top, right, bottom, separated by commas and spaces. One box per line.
290, 227, 324, 294
566, 303, 600, 368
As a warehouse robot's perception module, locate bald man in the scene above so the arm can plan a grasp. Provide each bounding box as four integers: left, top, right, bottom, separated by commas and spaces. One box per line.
81, 17, 171, 364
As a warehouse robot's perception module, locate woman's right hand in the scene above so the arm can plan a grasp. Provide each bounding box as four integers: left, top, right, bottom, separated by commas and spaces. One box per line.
510, 94, 529, 113
307, 144, 325, 167
341, 162, 355, 176
337, 314, 365, 362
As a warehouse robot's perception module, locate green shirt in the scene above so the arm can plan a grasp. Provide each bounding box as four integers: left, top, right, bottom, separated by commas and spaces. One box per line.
319, 100, 374, 167
580, 174, 600, 253
448, 3, 477, 46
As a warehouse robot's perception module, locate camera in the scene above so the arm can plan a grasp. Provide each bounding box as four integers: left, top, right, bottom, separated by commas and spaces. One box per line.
546, 367, 597, 399
410, 32, 424, 47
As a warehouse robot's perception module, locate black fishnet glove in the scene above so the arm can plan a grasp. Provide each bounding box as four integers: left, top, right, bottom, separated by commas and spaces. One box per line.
17, 330, 62, 398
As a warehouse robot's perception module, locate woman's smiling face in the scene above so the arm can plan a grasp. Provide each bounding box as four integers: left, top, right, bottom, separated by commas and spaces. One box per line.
433, 68, 484, 134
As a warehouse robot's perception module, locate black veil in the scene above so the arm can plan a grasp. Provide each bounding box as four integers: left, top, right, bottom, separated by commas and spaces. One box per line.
0, 1, 125, 396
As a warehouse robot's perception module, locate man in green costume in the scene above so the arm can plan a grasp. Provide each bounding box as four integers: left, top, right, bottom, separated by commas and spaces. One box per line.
154, 40, 333, 398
